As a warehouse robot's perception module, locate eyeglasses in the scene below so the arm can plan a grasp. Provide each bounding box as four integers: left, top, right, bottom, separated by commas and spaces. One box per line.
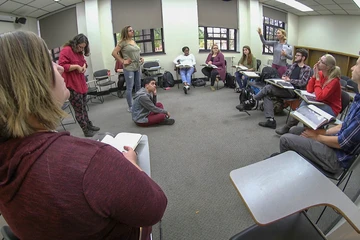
213, 47, 218, 49
128, 29, 134, 32
319, 58, 327, 65
295, 54, 302, 57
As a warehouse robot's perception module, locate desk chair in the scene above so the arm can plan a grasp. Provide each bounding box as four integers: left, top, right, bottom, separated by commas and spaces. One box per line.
282, 97, 300, 123
93, 69, 117, 103
60, 100, 76, 131
85, 75, 103, 105
215, 60, 227, 90
314, 153, 360, 224
1, 226, 19, 240
143, 61, 163, 87
174, 65, 196, 89
230, 211, 326, 240
339, 90, 351, 121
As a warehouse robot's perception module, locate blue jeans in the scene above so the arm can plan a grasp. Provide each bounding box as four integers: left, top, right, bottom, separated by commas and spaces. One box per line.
180, 67, 194, 85
123, 69, 141, 108
235, 71, 248, 89
299, 100, 335, 116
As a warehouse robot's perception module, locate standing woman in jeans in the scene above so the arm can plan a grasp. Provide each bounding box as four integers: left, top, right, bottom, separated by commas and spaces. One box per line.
59, 34, 100, 137
112, 26, 144, 112
257, 27, 292, 77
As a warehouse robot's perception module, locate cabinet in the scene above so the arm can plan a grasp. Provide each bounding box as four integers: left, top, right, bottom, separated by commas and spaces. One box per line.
294, 46, 359, 77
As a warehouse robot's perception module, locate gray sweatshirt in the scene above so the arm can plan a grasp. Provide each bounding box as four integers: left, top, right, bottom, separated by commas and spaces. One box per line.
259, 34, 293, 66
132, 88, 167, 123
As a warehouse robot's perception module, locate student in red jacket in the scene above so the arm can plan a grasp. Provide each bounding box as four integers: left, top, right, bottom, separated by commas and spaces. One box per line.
0, 31, 167, 240
276, 54, 342, 135
59, 34, 100, 137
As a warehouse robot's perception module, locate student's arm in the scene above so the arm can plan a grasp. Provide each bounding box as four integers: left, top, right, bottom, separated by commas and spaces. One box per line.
58, 47, 82, 72
173, 55, 181, 65
250, 56, 257, 71
314, 78, 340, 101
112, 44, 123, 62
259, 34, 276, 46
212, 53, 225, 67
205, 54, 211, 64
301, 128, 340, 149
139, 95, 167, 114
83, 145, 167, 227
285, 45, 293, 60
306, 77, 316, 93
191, 54, 196, 65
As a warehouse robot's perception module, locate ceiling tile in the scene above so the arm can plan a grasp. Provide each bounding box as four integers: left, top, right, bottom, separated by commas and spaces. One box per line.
42, 2, 63, 12
317, 10, 334, 14
322, 4, 342, 9
58, 0, 82, 6
0, 0, 7, 4
298, 0, 319, 6
330, 9, 348, 14
311, 5, 327, 10
339, 3, 360, 10
314, 0, 336, 4
0, 1, 23, 12
345, 10, 360, 14
28, 0, 53, 8
12, 5, 36, 15
26, 8, 47, 17
306, 11, 321, 15
13, 0, 34, 3
333, 0, 354, 3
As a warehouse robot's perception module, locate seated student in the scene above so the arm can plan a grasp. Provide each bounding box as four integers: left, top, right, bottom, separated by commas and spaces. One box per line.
276, 54, 342, 135
173, 46, 196, 94
237, 48, 312, 129
201, 44, 226, 91
278, 57, 360, 174
235, 46, 257, 90
132, 77, 175, 127
0, 31, 167, 240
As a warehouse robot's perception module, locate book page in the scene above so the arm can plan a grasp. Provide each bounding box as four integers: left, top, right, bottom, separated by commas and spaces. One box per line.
101, 133, 142, 152
292, 106, 327, 130
308, 105, 335, 121
294, 90, 324, 105
176, 64, 192, 68
242, 71, 259, 77
234, 65, 248, 70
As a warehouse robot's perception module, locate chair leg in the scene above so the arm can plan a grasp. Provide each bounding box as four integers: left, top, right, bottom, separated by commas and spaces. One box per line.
315, 206, 327, 224
60, 121, 66, 131
339, 171, 353, 192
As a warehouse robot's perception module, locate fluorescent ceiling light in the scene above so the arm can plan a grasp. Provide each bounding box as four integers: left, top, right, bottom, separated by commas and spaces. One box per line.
276, 0, 314, 12
353, 0, 360, 8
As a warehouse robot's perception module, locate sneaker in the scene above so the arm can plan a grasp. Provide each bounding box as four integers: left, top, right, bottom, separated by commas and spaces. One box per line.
83, 129, 96, 137
127, 107, 132, 113
210, 86, 216, 91
259, 118, 276, 129
236, 104, 245, 111
87, 121, 100, 131
183, 86, 188, 94
186, 85, 190, 90
159, 118, 175, 125
275, 125, 291, 135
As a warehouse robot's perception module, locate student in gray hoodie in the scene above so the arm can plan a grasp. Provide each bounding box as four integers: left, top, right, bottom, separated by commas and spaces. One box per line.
132, 77, 175, 126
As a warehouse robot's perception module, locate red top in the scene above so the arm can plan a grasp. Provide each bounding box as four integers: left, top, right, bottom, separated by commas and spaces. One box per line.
59, 46, 88, 94
115, 60, 124, 72
306, 71, 342, 116
0, 132, 167, 240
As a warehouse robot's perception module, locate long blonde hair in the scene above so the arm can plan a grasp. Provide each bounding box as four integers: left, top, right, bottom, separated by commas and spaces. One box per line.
278, 29, 287, 41
0, 31, 65, 139
211, 44, 221, 55
323, 54, 341, 82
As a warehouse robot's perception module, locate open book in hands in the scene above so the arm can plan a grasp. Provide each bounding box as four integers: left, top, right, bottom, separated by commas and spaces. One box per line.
201, 63, 218, 69
265, 79, 294, 89
291, 104, 335, 130
294, 90, 324, 105
101, 132, 142, 152
176, 64, 193, 69
233, 65, 248, 71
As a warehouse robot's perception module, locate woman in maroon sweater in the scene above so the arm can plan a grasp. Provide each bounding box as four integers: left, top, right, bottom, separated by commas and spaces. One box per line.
0, 31, 167, 240
201, 44, 226, 91
276, 54, 342, 135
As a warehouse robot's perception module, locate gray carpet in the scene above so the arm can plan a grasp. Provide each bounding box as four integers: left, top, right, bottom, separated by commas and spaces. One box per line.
58, 83, 360, 240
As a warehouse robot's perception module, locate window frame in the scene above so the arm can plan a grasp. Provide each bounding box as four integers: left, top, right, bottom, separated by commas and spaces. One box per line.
198, 26, 237, 52
262, 17, 285, 55
113, 28, 165, 56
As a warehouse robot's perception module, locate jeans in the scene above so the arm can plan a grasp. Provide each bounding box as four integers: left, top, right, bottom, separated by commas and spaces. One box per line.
123, 69, 141, 108
299, 101, 335, 116
180, 67, 194, 85
235, 72, 248, 89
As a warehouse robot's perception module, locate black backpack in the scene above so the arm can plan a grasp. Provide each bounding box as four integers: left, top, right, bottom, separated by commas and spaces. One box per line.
192, 78, 206, 87
162, 71, 175, 88
258, 66, 279, 83
239, 87, 257, 110
225, 73, 236, 88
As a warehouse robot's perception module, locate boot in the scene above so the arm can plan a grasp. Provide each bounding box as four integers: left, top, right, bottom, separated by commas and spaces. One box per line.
87, 121, 100, 131
159, 118, 175, 125
259, 118, 276, 129
275, 117, 299, 135
83, 128, 96, 137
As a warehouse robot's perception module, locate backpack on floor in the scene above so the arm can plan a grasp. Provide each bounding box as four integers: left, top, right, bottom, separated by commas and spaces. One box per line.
239, 87, 258, 110
225, 73, 236, 89
192, 78, 206, 87
162, 71, 175, 88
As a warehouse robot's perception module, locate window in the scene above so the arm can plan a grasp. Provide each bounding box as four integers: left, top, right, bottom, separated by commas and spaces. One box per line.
199, 26, 236, 51
114, 28, 164, 55
262, 17, 285, 55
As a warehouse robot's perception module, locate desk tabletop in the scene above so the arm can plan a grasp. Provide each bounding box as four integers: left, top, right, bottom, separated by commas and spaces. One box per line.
230, 151, 360, 233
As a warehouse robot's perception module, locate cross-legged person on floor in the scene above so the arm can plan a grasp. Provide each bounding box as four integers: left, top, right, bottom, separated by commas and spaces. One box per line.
173, 46, 196, 94
276, 54, 342, 134
59, 34, 100, 137
132, 77, 175, 127
279, 57, 360, 173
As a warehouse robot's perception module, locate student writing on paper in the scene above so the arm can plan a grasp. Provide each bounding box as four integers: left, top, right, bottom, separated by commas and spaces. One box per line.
0, 31, 167, 240
235, 46, 257, 90
173, 46, 196, 94
201, 44, 226, 91
237, 49, 311, 129
276, 54, 342, 135
132, 77, 175, 126
278, 57, 360, 174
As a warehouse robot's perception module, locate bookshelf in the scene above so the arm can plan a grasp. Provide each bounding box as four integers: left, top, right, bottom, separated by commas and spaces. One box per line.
294, 46, 359, 77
